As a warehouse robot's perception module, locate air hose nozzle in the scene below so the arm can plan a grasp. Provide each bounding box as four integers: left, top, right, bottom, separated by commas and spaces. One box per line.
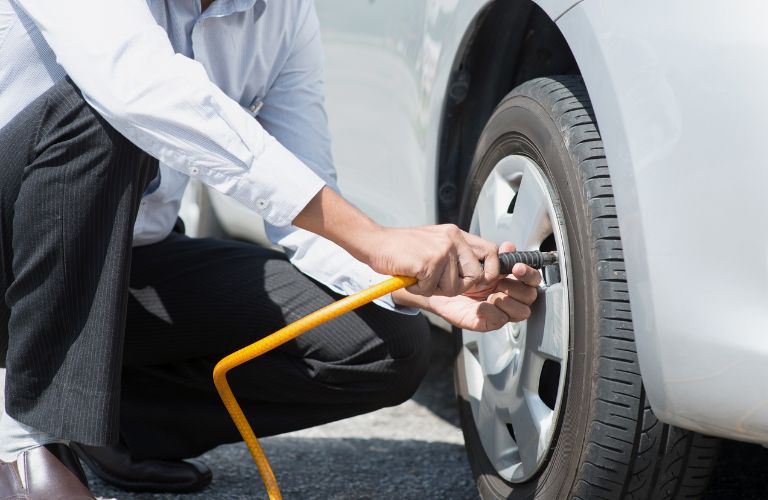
498, 251, 559, 274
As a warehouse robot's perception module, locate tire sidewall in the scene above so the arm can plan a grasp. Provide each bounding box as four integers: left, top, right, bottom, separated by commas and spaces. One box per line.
455, 92, 598, 499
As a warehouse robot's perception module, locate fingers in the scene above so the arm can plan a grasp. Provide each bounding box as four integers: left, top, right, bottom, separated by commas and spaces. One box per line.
498, 241, 541, 287
488, 292, 532, 323
495, 278, 538, 305
474, 302, 513, 332
407, 251, 446, 296
481, 276, 539, 326
406, 225, 465, 296
412, 225, 485, 297
393, 225, 505, 297
499, 241, 516, 254
463, 233, 500, 283
437, 250, 462, 297
455, 236, 485, 291
512, 262, 542, 287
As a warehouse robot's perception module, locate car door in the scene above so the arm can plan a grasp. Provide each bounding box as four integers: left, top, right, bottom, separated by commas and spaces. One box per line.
317, 0, 431, 227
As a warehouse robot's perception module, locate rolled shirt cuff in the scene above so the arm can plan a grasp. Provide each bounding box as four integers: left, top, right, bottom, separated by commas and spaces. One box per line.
266, 224, 421, 316
231, 134, 326, 227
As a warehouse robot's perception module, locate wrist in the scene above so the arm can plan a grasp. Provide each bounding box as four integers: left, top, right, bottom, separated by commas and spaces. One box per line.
338, 219, 387, 265
293, 186, 383, 264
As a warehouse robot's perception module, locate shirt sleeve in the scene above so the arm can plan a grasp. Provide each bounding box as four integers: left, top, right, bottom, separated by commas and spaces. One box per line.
13, 0, 325, 227
259, 1, 417, 314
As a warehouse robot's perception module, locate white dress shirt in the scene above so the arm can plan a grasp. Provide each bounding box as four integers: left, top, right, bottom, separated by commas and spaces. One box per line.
0, 0, 410, 312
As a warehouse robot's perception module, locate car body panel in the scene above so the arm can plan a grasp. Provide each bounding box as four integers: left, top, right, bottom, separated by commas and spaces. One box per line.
318, 0, 580, 227
558, 1, 768, 443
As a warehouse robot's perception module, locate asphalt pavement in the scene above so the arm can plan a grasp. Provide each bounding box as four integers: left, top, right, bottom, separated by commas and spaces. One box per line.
82, 328, 768, 500
90, 328, 475, 500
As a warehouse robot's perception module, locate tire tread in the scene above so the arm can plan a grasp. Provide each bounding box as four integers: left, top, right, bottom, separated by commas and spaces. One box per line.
515, 76, 720, 500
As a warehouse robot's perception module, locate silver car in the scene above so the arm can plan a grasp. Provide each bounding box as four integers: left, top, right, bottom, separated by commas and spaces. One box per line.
184, 1, 768, 498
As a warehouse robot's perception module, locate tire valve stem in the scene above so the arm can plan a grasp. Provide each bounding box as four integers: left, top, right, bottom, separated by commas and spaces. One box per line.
498, 251, 559, 274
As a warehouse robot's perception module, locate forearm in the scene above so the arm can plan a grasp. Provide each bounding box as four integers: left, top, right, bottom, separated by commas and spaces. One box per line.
292, 186, 382, 265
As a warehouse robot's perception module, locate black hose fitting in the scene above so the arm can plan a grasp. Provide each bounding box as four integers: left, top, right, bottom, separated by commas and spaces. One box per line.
498, 251, 559, 274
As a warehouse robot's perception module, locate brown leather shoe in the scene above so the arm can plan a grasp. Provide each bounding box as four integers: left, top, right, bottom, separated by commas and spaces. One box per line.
0, 444, 94, 500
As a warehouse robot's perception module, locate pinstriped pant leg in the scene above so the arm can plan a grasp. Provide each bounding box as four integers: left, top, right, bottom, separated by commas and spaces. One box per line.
0, 77, 157, 446
116, 235, 431, 460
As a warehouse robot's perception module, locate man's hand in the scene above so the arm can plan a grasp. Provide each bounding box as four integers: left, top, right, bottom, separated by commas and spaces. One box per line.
365, 225, 500, 296
293, 187, 500, 296
393, 242, 542, 331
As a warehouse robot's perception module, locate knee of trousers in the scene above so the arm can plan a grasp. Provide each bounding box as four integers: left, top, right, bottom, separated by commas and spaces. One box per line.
33, 77, 157, 184
349, 314, 432, 408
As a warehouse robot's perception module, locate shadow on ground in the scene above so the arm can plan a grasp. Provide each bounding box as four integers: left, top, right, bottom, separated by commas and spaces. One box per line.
410, 326, 461, 428
90, 329, 476, 499
704, 440, 768, 500
91, 437, 473, 500
88, 328, 767, 499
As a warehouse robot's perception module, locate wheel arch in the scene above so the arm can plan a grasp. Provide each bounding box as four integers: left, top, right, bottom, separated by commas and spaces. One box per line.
435, 0, 580, 224
432, 0, 670, 426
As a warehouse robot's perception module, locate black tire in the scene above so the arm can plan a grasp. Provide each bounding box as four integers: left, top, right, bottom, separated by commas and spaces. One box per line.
454, 76, 720, 500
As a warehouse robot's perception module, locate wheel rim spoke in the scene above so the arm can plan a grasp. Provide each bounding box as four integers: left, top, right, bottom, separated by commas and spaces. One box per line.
476, 326, 515, 376
474, 170, 517, 245
476, 384, 519, 473
506, 164, 551, 249
509, 391, 553, 475
462, 344, 485, 405
519, 347, 544, 393
526, 283, 567, 361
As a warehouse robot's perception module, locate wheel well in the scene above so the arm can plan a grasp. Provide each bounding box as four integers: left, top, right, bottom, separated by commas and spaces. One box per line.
436, 0, 579, 223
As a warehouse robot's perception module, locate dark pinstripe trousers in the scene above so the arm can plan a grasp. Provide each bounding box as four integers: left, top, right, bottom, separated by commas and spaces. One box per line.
0, 78, 431, 457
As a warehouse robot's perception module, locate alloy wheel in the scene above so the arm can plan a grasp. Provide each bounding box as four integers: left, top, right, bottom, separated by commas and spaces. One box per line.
462, 154, 570, 483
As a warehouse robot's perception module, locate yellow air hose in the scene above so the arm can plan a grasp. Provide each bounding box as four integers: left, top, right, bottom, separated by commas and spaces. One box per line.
213, 275, 417, 500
